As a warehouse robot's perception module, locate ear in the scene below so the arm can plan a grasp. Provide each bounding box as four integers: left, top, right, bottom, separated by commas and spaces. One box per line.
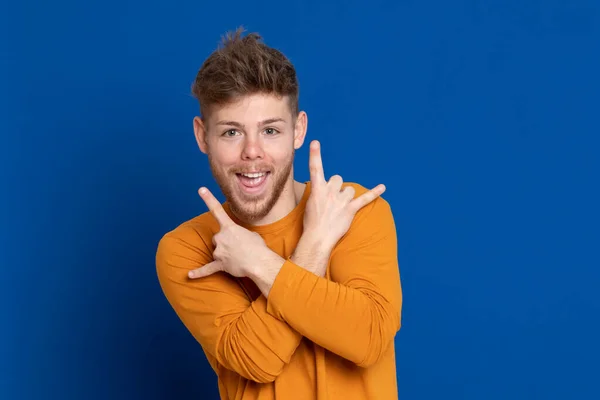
293, 111, 308, 150
193, 116, 209, 154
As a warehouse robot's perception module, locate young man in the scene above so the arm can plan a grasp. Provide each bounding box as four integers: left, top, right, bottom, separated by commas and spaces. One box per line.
155, 28, 403, 399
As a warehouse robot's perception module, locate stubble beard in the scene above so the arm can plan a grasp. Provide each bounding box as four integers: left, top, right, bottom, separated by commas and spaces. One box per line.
208, 151, 294, 223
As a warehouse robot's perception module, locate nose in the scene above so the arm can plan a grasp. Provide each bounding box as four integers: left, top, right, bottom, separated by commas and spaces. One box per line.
241, 135, 264, 161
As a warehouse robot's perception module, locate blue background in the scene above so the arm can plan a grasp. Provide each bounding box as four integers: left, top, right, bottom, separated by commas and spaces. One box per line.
2, 0, 599, 399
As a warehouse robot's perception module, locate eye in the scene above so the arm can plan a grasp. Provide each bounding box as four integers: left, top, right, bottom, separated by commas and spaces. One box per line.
222, 129, 240, 137
264, 128, 279, 135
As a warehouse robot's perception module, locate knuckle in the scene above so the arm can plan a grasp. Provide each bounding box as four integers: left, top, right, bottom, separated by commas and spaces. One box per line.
328, 175, 343, 188
213, 232, 225, 246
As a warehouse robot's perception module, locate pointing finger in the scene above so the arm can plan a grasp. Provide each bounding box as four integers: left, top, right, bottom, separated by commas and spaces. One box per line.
309, 140, 325, 187
198, 187, 233, 227
188, 260, 222, 279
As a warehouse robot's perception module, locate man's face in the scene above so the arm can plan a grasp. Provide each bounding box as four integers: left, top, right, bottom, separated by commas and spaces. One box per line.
194, 93, 306, 223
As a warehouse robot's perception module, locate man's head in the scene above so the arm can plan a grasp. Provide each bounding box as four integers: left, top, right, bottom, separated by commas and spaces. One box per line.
191, 28, 307, 224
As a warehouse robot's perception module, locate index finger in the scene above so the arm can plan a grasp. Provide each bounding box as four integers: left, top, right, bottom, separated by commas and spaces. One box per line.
309, 140, 325, 186
198, 187, 233, 227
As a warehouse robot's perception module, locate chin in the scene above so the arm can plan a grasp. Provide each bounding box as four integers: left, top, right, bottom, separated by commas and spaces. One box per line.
229, 200, 272, 222
219, 174, 273, 222
229, 196, 278, 223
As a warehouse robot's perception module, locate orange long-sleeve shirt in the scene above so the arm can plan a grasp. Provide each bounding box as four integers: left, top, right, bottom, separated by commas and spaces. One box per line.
156, 182, 403, 399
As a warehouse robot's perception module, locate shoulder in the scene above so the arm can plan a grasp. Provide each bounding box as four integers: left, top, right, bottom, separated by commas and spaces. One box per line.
341, 181, 394, 219
155, 211, 220, 274
336, 181, 396, 245
162, 211, 220, 242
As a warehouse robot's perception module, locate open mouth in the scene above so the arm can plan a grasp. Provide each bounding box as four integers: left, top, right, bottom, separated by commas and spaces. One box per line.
235, 171, 271, 194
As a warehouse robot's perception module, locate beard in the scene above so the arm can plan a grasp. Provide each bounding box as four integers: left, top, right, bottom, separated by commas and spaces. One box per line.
208, 151, 294, 223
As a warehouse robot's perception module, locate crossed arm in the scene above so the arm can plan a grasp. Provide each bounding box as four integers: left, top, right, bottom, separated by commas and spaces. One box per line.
155, 196, 402, 383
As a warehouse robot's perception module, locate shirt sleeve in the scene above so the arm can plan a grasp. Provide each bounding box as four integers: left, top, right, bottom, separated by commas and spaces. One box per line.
155, 224, 303, 383
265, 196, 402, 367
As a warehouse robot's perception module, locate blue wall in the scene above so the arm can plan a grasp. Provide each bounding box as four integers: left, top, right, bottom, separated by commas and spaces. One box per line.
2, 1, 599, 399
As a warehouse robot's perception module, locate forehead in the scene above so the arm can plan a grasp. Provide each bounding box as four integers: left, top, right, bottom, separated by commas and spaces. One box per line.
208, 93, 292, 125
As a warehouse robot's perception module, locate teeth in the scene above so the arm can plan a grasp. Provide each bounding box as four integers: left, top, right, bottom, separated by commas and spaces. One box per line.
241, 172, 266, 178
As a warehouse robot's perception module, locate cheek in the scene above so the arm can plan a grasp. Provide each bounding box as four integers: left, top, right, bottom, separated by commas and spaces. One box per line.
264, 140, 294, 163
212, 143, 241, 167
272, 152, 292, 165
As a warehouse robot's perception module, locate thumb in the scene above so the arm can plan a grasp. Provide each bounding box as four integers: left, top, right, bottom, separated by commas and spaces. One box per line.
188, 260, 222, 279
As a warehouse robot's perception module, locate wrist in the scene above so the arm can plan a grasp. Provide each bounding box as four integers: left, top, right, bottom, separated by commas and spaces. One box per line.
291, 234, 333, 277
249, 250, 286, 298
295, 232, 332, 257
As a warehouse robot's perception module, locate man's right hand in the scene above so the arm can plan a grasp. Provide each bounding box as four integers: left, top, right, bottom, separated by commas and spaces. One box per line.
299, 140, 386, 260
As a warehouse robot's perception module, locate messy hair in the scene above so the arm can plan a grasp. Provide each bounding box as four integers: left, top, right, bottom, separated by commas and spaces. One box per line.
191, 27, 299, 119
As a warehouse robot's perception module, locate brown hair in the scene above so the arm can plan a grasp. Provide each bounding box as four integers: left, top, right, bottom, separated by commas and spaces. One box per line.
191, 27, 299, 120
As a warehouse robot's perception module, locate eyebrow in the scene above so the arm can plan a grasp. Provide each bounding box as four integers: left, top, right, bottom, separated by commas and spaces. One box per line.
216, 118, 286, 128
